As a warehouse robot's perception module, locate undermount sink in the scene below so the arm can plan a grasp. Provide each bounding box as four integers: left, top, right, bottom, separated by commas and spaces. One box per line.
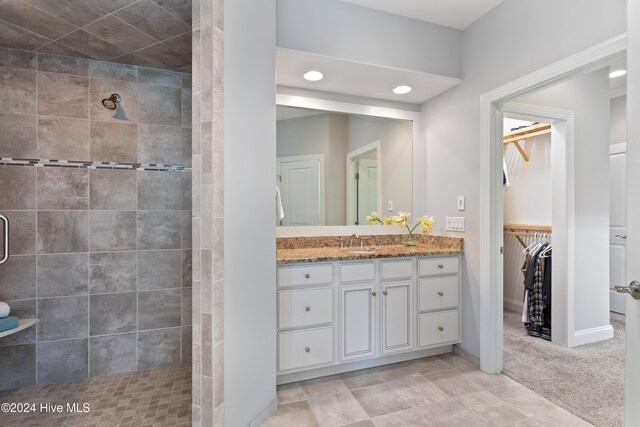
344, 248, 378, 255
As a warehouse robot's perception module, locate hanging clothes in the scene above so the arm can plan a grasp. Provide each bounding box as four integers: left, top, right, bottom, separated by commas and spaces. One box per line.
521, 242, 552, 339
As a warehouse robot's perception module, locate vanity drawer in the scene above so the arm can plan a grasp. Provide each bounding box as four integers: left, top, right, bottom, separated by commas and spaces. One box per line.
278, 288, 333, 329
418, 257, 458, 277
381, 259, 413, 281
418, 310, 459, 347
278, 327, 334, 371
278, 264, 333, 287
340, 262, 376, 283
418, 276, 459, 312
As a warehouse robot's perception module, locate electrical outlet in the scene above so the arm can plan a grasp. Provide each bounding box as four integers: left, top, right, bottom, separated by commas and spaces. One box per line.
388, 200, 393, 212
457, 196, 465, 211
445, 217, 465, 232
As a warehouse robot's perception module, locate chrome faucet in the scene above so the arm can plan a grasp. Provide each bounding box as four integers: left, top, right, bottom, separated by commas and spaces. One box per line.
348, 234, 360, 249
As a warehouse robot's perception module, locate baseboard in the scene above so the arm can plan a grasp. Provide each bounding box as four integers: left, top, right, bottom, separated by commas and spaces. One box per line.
453, 344, 480, 367
277, 346, 452, 385
504, 298, 523, 314
573, 325, 615, 347
247, 398, 277, 427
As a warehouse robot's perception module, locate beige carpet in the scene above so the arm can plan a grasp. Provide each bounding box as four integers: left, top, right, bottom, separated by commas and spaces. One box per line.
503, 310, 625, 427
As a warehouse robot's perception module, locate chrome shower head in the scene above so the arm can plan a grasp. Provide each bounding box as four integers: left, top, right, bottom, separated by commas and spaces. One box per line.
102, 93, 121, 110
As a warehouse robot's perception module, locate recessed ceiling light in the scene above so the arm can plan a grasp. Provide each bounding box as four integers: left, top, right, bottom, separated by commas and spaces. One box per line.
609, 69, 627, 78
303, 71, 324, 81
393, 85, 412, 95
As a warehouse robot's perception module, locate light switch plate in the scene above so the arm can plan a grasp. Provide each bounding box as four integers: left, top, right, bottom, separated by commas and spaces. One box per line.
446, 217, 465, 232
457, 196, 465, 211
388, 200, 393, 212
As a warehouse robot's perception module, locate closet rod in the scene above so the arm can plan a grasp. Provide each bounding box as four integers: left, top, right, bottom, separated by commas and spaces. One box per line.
503, 223, 552, 231
504, 231, 552, 238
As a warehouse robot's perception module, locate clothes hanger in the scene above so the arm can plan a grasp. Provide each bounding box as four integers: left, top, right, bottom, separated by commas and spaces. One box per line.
523, 232, 540, 254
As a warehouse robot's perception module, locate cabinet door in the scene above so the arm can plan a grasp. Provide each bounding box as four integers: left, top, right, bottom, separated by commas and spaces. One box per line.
382, 281, 413, 354
340, 284, 376, 360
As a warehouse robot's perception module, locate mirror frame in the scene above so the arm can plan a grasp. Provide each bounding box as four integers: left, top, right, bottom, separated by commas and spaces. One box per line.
276, 92, 425, 236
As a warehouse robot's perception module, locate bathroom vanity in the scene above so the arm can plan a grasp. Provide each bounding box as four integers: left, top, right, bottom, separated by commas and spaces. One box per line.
276, 236, 463, 384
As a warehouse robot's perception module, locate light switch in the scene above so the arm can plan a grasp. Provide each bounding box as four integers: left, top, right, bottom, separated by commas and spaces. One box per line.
388, 200, 393, 212
457, 196, 465, 211
445, 217, 465, 232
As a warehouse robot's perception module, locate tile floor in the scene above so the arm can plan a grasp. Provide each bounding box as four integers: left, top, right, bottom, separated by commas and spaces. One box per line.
266, 353, 592, 427
0, 364, 191, 427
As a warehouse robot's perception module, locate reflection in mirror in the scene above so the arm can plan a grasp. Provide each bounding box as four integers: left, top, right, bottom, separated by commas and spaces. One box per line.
276, 105, 412, 226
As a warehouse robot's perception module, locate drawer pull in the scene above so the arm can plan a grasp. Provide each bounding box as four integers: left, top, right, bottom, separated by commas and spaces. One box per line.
304, 273, 310, 279
383, 290, 388, 296
438, 291, 444, 296
304, 306, 311, 312
438, 264, 444, 269
371, 291, 377, 297
305, 347, 311, 353
438, 326, 444, 332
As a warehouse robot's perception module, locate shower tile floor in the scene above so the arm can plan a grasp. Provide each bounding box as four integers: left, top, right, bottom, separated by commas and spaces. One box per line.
0, 364, 191, 427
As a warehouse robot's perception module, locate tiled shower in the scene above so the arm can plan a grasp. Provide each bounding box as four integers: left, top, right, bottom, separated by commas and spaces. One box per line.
0, 48, 193, 390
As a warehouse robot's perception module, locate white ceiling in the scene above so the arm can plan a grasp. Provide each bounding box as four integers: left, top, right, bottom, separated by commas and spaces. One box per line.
277, 49, 461, 105
338, 0, 505, 30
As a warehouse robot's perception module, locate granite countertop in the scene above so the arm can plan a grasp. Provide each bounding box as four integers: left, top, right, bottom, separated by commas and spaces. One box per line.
276, 234, 463, 264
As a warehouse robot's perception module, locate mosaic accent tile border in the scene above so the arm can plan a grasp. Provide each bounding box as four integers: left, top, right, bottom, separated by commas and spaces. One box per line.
0, 157, 191, 172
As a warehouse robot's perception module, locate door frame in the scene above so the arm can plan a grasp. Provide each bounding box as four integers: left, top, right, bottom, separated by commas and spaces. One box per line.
503, 102, 575, 348
479, 33, 627, 374
609, 142, 628, 315
276, 153, 326, 226
346, 140, 382, 225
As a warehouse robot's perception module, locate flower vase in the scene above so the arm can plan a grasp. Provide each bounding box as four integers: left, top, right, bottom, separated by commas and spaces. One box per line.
403, 234, 416, 246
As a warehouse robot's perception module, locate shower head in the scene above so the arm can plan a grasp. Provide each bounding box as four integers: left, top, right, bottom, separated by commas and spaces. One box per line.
102, 93, 121, 110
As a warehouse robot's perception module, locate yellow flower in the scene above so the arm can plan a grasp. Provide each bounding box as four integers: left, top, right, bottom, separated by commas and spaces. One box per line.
367, 212, 381, 224
419, 216, 435, 233
383, 216, 393, 225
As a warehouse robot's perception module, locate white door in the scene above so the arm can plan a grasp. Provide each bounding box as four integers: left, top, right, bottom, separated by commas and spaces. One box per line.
340, 284, 376, 360
620, 6, 640, 424
381, 282, 412, 354
357, 159, 378, 225
610, 144, 627, 314
277, 155, 323, 226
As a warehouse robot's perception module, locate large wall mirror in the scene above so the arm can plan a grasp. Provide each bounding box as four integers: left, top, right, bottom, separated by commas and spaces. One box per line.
276, 104, 413, 227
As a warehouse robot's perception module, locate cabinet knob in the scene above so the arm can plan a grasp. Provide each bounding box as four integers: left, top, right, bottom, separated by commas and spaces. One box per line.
305, 306, 311, 312
371, 291, 377, 297
438, 326, 444, 332
383, 291, 388, 296
304, 273, 310, 279
438, 264, 444, 269
305, 347, 311, 353
438, 291, 444, 297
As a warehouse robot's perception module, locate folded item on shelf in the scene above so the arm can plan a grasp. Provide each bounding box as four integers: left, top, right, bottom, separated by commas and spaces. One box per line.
0, 316, 19, 332
0, 301, 9, 318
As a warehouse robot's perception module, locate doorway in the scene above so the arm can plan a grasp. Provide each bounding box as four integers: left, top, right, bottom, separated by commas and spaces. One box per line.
347, 141, 382, 225
480, 35, 628, 426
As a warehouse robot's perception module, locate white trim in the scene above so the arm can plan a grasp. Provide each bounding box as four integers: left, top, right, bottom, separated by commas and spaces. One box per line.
610, 87, 627, 99
610, 142, 627, 155
276, 153, 326, 226
276, 92, 426, 231
572, 325, 615, 347
248, 398, 278, 427
346, 141, 382, 225
276, 225, 406, 237
480, 33, 627, 374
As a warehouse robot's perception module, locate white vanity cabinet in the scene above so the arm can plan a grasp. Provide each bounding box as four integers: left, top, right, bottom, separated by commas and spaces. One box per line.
276, 254, 461, 381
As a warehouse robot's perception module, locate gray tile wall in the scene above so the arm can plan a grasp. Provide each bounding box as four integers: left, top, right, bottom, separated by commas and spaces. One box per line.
192, 0, 224, 425
0, 48, 192, 390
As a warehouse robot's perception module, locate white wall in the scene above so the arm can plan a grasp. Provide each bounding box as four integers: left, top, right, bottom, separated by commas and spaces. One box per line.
516, 69, 611, 333
225, 0, 277, 424
276, 0, 462, 78
327, 114, 348, 225
348, 115, 413, 217
502, 127, 552, 311
610, 94, 627, 144
422, 0, 626, 357
276, 114, 329, 158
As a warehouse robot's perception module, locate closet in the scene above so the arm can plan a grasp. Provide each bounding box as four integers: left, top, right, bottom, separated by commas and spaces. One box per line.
502, 119, 554, 341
